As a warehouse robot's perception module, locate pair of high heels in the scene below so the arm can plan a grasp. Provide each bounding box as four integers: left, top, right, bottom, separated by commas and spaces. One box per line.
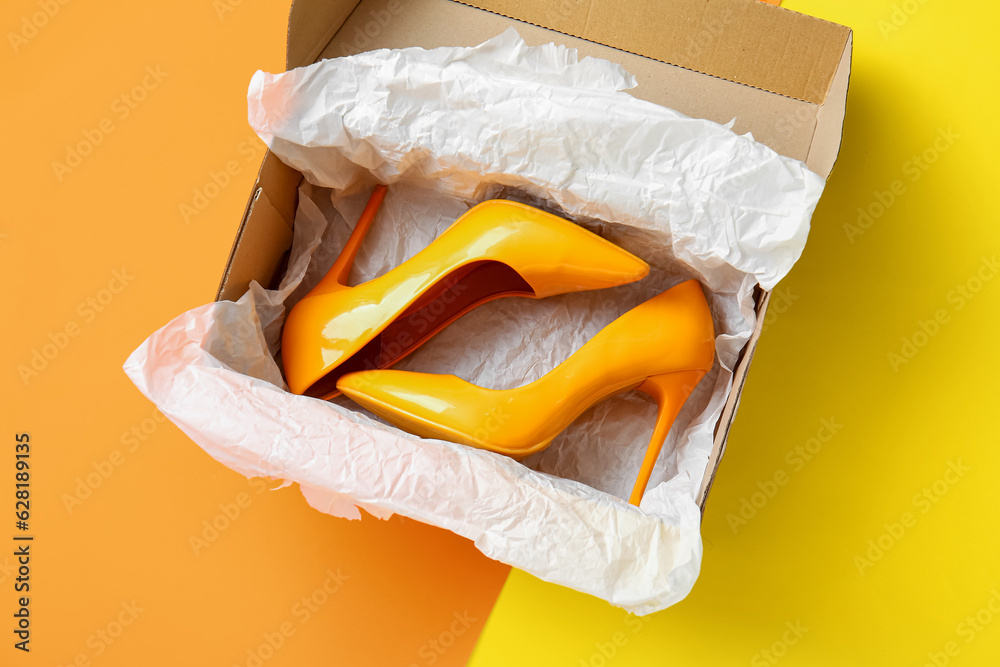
281, 186, 715, 505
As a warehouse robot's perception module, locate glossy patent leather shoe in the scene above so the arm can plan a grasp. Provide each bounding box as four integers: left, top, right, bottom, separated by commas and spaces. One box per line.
281, 185, 650, 399
336, 279, 715, 505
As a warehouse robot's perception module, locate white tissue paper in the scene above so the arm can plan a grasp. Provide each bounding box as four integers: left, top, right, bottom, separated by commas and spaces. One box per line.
124, 29, 824, 615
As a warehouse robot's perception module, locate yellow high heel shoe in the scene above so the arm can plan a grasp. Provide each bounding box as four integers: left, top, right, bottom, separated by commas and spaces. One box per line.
336, 279, 715, 505
281, 186, 650, 399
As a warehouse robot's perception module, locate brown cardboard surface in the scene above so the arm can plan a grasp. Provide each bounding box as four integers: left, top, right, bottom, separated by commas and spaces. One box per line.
257, 148, 304, 227
807, 32, 853, 180
218, 0, 851, 511
287, 0, 360, 69
218, 151, 300, 301
460, 0, 849, 104
219, 188, 294, 302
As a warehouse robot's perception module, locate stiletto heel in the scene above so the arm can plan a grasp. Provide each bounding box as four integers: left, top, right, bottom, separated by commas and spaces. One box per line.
282, 187, 650, 399
319, 184, 387, 290
336, 280, 716, 505
629, 370, 707, 505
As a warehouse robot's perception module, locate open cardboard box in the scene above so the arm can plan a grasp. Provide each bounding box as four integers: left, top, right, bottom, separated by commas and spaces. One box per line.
216, 0, 852, 512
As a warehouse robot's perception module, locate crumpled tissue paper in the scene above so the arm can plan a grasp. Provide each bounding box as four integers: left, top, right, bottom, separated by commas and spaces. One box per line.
124, 29, 824, 615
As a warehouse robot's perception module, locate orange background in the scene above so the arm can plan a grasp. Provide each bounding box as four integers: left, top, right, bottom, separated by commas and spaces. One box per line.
2, 1, 507, 665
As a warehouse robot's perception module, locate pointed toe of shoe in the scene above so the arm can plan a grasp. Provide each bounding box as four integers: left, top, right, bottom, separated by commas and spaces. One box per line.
337, 371, 467, 421
335, 371, 386, 406
596, 244, 650, 286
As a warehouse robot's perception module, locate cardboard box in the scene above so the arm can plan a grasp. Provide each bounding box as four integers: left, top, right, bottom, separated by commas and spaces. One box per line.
216, 0, 852, 511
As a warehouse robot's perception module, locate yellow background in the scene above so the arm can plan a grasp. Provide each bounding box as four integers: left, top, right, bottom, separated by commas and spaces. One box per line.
471, 1, 1000, 665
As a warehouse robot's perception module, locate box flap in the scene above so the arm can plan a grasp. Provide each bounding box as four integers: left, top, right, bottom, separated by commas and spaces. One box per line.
287, 0, 361, 69
806, 31, 852, 177
459, 0, 849, 104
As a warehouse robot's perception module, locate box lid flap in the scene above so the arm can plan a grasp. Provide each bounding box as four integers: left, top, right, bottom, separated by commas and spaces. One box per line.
458, 0, 849, 104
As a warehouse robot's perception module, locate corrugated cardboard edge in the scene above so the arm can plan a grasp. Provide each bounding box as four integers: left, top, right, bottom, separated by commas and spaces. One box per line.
697, 290, 769, 511
455, 0, 850, 104
806, 32, 853, 177
217, 151, 300, 301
